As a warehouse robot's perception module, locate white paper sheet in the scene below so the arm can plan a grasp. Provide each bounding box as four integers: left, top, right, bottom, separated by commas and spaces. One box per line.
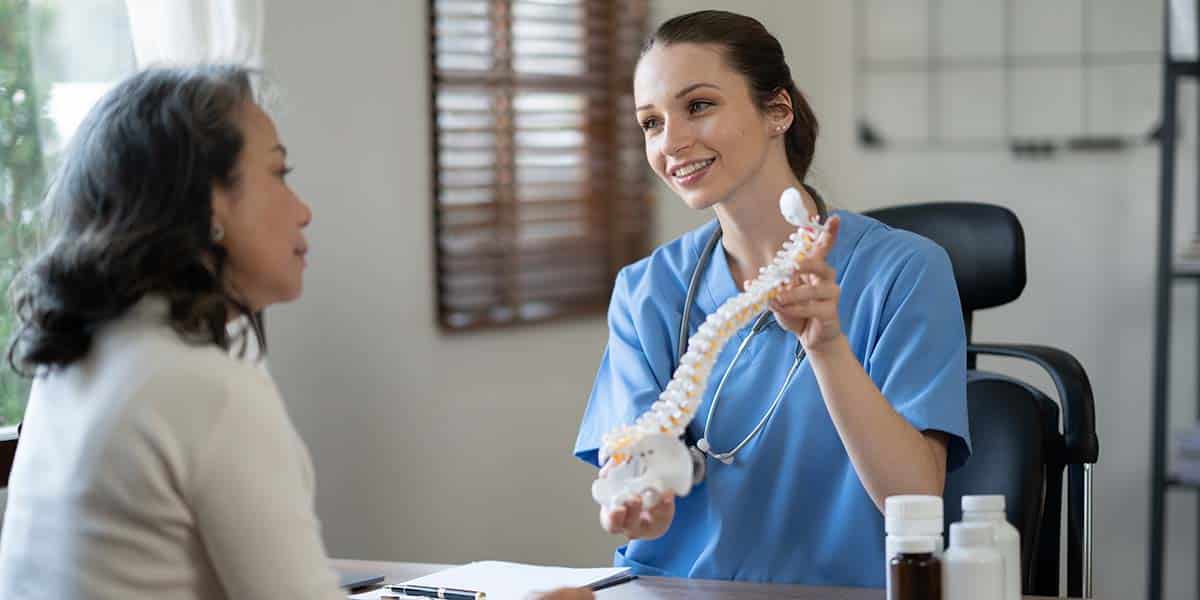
348, 561, 632, 600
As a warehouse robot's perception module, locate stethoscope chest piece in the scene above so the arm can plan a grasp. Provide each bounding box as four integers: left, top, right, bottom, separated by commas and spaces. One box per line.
689, 444, 707, 484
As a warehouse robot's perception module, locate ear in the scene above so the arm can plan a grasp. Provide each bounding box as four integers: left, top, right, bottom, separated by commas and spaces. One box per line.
764, 88, 794, 135
210, 184, 235, 238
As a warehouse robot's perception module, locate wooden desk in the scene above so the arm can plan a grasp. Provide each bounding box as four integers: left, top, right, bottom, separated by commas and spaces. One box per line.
333, 559, 1068, 599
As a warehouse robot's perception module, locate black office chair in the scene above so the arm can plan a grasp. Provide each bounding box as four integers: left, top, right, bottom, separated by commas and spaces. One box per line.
863, 203, 1100, 599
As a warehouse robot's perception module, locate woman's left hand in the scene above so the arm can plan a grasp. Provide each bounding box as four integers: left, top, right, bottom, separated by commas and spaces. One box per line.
530, 588, 594, 600
768, 216, 843, 353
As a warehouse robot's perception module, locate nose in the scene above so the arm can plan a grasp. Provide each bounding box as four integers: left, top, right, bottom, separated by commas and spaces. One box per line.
298, 198, 312, 228
661, 117, 693, 157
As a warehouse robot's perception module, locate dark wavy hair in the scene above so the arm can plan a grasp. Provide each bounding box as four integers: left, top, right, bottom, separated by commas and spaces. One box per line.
7, 64, 266, 377
643, 10, 819, 182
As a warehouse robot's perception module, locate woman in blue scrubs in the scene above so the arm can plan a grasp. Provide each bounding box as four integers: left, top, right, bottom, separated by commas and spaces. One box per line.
573, 10, 970, 587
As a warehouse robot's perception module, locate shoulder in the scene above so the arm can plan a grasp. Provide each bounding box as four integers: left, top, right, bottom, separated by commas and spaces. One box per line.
612, 219, 718, 312
838, 210, 954, 285
16, 311, 285, 502
124, 327, 267, 392
92, 311, 280, 428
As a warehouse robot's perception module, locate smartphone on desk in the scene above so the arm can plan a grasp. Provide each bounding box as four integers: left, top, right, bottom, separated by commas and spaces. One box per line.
337, 569, 386, 593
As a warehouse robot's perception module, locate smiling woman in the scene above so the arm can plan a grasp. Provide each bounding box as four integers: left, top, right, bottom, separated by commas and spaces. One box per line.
574, 10, 969, 588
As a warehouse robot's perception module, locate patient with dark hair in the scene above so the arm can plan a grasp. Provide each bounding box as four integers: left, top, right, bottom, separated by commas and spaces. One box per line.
0, 65, 590, 600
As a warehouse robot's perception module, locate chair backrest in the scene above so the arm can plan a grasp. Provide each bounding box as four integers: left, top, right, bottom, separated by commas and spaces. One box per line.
863, 202, 1090, 597
946, 372, 1059, 592
862, 202, 1026, 340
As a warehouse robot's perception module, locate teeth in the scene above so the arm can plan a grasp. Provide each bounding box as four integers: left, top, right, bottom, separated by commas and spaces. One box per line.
674, 159, 713, 177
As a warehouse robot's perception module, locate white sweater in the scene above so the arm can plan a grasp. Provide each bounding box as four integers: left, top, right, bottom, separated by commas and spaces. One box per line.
0, 298, 342, 599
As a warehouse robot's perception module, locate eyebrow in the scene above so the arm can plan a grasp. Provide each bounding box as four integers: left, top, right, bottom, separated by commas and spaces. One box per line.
635, 82, 722, 112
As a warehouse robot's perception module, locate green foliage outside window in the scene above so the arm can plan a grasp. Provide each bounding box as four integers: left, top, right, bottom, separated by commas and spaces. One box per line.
0, 0, 56, 426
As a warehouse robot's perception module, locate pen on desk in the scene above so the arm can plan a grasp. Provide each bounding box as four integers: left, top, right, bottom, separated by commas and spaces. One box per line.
384, 583, 486, 600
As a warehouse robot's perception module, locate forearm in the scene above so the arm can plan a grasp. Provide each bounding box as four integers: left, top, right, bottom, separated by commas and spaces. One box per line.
807, 335, 947, 511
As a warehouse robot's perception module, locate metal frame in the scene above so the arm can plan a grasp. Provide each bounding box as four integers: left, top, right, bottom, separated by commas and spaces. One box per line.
967, 342, 1097, 598
1084, 463, 1094, 599
1147, 3, 1200, 599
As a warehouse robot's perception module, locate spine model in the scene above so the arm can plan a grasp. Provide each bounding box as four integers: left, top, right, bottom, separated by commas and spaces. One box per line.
592, 187, 828, 510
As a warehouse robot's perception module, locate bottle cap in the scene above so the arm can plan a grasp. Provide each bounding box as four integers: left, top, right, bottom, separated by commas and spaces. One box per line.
891, 537, 937, 555
887, 518, 944, 536
950, 522, 995, 547
885, 495, 943, 521
962, 494, 1006, 513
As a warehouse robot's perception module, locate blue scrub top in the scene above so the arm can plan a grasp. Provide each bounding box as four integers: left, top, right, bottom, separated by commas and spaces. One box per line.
574, 209, 970, 587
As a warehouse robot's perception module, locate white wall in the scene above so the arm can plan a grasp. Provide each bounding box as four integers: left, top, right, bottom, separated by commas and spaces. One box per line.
260, 1, 616, 566
263, 1, 1195, 598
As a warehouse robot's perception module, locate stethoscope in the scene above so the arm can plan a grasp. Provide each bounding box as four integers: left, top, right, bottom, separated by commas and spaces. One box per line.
678, 184, 829, 480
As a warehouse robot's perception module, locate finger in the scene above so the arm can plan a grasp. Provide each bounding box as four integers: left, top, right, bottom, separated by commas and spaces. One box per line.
811, 215, 841, 260
602, 505, 626, 534
772, 289, 839, 311
771, 282, 838, 308
647, 493, 675, 520
790, 257, 836, 282
621, 499, 643, 532
772, 300, 839, 322
531, 588, 594, 600
772, 309, 811, 333
770, 308, 808, 336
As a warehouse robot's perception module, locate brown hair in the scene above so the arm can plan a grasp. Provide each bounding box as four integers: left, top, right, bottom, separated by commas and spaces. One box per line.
643, 10, 818, 181
7, 65, 266, 376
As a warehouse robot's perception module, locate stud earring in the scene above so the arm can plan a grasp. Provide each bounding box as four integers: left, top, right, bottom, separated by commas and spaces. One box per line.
211, 223, 225, 242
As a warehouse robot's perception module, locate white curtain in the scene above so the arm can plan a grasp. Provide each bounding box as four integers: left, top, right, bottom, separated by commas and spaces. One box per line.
124, 0, 265, 68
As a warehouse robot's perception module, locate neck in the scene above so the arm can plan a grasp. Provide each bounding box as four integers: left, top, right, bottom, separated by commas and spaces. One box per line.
713, 160, 820, 291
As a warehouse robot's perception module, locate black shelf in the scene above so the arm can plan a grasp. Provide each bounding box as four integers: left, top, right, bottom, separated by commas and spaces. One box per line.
1172, 262, 1200, 278
1168, 59, 1200, 76
1166, 477, 1200, 490
1149, 4, 1200, 600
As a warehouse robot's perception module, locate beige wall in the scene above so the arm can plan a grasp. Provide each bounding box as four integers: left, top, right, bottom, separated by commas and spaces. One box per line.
263, 1, 1194, 598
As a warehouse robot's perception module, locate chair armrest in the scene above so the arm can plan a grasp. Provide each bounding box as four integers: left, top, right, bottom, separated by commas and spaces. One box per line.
968, 343, 1099, 464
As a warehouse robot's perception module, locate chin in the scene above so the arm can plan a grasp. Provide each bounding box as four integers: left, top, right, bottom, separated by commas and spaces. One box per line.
677, 188, 724, 212
280, 285, 303, 303
264, 284, 303, 308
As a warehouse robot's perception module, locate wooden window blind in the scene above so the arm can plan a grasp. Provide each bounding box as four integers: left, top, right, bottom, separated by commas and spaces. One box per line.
430, 0, 651, 331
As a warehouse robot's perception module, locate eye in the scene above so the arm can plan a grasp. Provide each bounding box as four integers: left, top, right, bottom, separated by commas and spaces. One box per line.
639, 116, 659, 132
689, 100, 714, 114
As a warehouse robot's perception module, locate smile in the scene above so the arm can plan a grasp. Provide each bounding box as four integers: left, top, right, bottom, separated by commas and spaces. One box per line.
671, 158, 714, 179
